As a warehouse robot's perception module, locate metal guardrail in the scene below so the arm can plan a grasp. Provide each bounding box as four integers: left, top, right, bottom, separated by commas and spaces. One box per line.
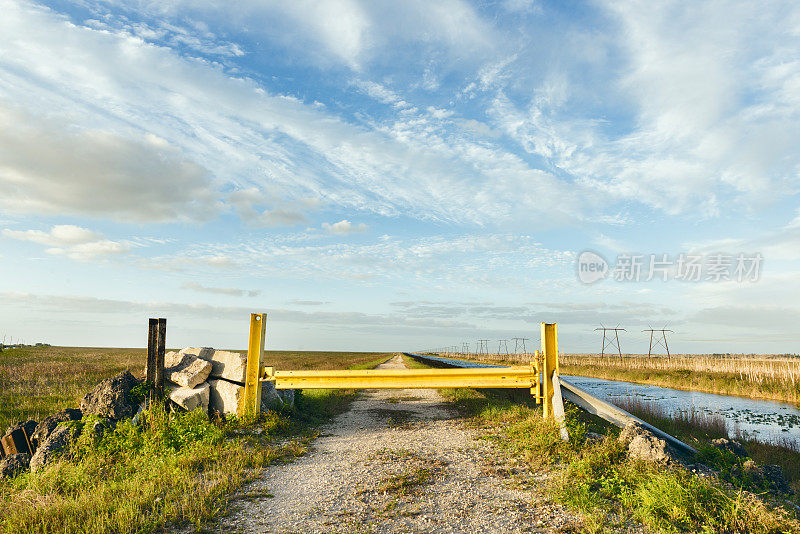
241, 316, 560, 421
405, 351, 697, 455
263, 366, 539, 390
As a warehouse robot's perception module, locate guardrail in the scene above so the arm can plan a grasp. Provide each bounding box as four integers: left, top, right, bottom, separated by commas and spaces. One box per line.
239, 315, 562, 423
263, 366, 539, 390
405, 351, 696, 455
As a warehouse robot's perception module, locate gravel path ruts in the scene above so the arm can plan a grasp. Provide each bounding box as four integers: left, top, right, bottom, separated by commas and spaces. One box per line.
216, 354, 580, 533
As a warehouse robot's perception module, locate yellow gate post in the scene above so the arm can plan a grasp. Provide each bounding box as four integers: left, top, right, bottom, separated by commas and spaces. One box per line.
241, 313, 267, 418
541, 322, 558, 418
532, 349, 541, 404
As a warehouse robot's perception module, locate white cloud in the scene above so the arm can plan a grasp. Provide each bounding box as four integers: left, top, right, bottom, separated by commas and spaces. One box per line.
0, 102, 219, 223
182, 281, 261, 297
2, 224, 130, 262
127, 0, 498, 71
322, 219, 368, 235
0, 2, 577, 227
174, 233, 576, 290
228, 187, 319, 227
488, 0, 800, 217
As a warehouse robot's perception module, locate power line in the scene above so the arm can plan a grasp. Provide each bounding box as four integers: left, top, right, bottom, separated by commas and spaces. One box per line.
643, 327, 673, 359
595, 326, 626, 359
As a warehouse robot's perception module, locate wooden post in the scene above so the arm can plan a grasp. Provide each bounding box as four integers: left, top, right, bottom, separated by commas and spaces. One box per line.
541, 323, 558, 418
155, 318, 166, 397
241, 313, 267, 417
146, 318, 158, 385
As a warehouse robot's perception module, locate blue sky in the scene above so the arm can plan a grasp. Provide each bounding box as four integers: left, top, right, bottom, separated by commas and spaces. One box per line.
1, 0, 800, 353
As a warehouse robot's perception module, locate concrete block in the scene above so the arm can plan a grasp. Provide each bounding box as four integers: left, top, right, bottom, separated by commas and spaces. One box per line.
164, 353, 212, 388
208, 378, 243, 415
168, 382, 210, 412
183, 347, 249, 383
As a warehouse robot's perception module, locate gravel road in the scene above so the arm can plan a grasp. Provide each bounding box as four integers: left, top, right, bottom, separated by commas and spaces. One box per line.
216, 354, 580, 533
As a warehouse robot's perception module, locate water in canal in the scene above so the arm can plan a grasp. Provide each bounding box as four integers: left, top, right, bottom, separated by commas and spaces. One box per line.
564, 375, 800, 446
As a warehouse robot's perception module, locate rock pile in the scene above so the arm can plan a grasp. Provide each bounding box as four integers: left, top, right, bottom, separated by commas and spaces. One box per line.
160, 347, 295, 414
1, 349, 294, 480
618, 422, 675, 464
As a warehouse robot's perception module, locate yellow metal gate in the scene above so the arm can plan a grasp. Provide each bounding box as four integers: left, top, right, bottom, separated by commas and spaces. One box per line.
240, 314, 561, 420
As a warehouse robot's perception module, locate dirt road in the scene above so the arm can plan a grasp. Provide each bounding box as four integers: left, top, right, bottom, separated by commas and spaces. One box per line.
218, 354, 578, 533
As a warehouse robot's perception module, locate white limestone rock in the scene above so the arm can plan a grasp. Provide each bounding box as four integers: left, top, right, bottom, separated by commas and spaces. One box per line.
164, 353, 212, 388
208, 378, 244, 415
168, 382, 210, 412
182, 347, 249, 384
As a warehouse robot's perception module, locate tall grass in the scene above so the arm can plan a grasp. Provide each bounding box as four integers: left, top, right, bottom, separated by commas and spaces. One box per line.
612, 396, 800, 497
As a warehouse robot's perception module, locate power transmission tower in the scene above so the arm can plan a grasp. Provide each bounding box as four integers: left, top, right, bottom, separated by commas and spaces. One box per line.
512, 337, 529, 354
477, 339, 490, 355
461, 342, 469, 354
595, 326, 626, 359
643, 327, 673, 359
497, 339, 509, 355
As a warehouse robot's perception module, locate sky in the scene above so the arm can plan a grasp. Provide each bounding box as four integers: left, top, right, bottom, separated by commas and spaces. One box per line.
1, 0, 800, 354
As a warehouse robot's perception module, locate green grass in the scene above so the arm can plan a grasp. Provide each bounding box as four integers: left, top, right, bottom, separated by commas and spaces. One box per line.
445, 387, 800, 533
0, 346, 145, 432
0, 347, 394, 533
613, 396, 800, 499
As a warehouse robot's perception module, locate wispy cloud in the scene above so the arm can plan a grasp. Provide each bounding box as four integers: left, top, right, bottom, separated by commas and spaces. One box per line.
321, 219, 368, 235
181, 282, 261, 297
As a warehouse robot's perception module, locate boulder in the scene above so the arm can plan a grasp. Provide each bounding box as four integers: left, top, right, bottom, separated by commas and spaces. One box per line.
30, 423, 81, 472
277, 388, 295, 409
739, 460, 793, 494
168, 382, 211, 412
148, 351, 213, 389
80, 370, 139, 421
208, 378, 243, 415
711, 438, 748, 457
183, 347, 249, 383
30, 408, 82, 452
164, 352, 212, 388
90, 418, 114, 442
0, 453, 30, 479
261, 381, 283, 411
761, 464, 792, 494
619, 422, 672, 464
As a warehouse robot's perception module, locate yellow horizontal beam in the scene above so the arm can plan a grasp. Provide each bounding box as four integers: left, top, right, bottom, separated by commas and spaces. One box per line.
262, 366, 538, 390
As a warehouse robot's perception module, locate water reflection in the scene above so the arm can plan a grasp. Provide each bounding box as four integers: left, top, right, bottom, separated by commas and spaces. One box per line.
564, 375, 800, 445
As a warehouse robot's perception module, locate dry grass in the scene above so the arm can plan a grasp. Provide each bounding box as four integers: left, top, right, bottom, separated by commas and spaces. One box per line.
0, 345, 391, 431
559, 353, 800, 404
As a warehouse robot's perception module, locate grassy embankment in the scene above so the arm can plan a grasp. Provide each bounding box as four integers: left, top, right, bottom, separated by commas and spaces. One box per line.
436, 385, 800, 532
614, 396, 800, 498
0, 345, 392, 533
560, 354, 800, 405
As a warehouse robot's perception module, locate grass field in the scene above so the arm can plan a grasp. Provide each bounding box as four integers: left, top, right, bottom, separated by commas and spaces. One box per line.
0, 345, 391, 432
0, 345, 393, 533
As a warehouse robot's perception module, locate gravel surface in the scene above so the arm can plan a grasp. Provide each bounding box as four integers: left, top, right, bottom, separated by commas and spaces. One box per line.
214, 355, 581, 533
